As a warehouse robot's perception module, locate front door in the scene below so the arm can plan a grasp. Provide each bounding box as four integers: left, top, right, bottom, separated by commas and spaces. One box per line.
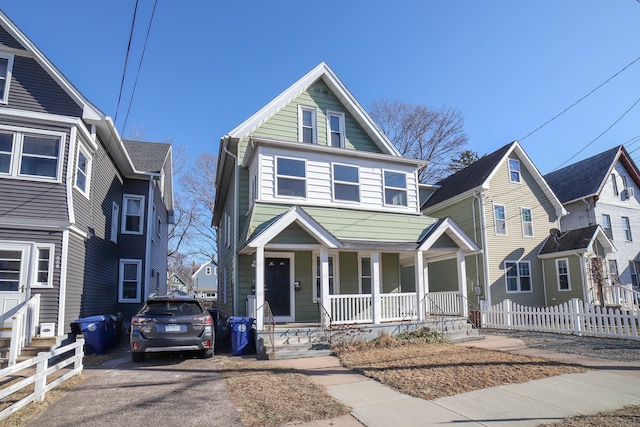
0, 246, 29, 335
265, 257, 292, 320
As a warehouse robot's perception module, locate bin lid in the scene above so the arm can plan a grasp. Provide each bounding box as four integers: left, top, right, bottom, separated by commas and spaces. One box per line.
75, 315, 110, 323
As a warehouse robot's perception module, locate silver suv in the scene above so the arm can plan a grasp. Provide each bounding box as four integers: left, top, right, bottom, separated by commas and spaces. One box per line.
130, 293, 214, 362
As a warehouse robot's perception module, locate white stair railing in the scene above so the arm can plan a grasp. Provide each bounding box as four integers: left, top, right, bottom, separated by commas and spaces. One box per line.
8, 294, 41, 365
601, 284, 640, 311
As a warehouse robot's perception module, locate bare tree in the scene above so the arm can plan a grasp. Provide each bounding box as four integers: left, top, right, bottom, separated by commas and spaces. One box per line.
369, 99, 468, 183
447, 150, 484, 175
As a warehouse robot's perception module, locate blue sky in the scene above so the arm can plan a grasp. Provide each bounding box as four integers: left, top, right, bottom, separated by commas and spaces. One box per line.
2, 1, 640, 174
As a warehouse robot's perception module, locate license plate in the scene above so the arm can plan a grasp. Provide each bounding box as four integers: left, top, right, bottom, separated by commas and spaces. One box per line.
164, 324, 181, 332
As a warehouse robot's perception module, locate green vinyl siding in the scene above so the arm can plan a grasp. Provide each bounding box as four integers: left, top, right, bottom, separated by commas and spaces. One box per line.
271, 223, 320, 245
543, 256, 585, 305
339, 252, 359, 294
237, 254, 254, 317
427, 258, 458, 292
382, 253, 400, 293
294, 251, 317, 322
400, 266, 415, 292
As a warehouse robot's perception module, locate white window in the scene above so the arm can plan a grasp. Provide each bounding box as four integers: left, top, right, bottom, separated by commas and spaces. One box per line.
494, 204, 507, 235
333, 163, 359, 202
122, 195, 145, 234
360, 256, 372, 294
623, 216, 632, 241
602, 214, 612, 240
250, 174, 258, 206
298, 105, 317, 143
119, 259, 142, 303
612, 173, 619, 195
505, 260, 532, 293
383, 170, 407, 206
151, 205, 157, 241
156, 215, 162, 239
609, 260, 619, 285
327, 111, 345, 147
31, 244, 55, 288
74, 144, 92, 196
0, 128, 64, 182
521, 207, 533, 237
630, 261, 639, 288
276, 157, 306, 198
315, 255, 336, 301
622, 175, 628, 190
0, 52, 14, 104
110, 202, 119, 243
225, 211, 231, 248
0, 246, 26, 291
556, 258, 570, 291
509, 159, 521, 183
206, 266, 211, 275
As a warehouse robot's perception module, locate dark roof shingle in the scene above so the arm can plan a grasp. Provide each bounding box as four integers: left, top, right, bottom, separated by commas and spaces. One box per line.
539, 225, 600, 255
123, 140, 171, 173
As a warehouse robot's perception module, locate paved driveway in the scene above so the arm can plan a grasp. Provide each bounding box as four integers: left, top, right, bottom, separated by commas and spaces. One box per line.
26, 350, 244, 427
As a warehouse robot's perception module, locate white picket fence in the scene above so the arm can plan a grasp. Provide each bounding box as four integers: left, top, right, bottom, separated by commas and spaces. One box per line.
0, 339, 84, 421
481, 298, 640, 340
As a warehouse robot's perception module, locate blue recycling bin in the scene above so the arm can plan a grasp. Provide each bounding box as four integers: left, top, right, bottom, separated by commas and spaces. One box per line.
228, 317, 255, 356
75, 315, 114, 355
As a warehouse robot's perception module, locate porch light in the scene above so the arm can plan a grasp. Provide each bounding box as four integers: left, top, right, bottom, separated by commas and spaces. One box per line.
251, 260, 256, 268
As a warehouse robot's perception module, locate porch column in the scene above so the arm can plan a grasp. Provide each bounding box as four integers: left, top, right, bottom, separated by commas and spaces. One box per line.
320, 246, 330, 327
424, 261, 430, 315
457, 249, 469, 318
255, 246, 265, 330
415, 251, 425, 321
371, 251, 381, 324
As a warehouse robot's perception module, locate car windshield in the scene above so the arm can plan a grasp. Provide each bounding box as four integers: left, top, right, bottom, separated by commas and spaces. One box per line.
141, 300, 203, 316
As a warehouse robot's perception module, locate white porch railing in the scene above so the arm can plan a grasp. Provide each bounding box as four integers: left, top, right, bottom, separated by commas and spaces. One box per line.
381, 292, 417, 321
601, 284, 640, 311
9, 294, 40, 366
425, 291, 461, 316
330, 294, 373, 324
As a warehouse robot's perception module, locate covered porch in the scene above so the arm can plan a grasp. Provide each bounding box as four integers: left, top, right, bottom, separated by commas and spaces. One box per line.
241, 205, 480, 330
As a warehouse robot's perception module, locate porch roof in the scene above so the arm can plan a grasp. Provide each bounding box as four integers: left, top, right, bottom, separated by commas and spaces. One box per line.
243, 202, 440, 251
537, 225, 616, 259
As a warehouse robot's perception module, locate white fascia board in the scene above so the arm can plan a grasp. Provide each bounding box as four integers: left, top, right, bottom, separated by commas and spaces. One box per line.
537, 249, 584, 259
485, 141, 567, 217
248, 206, 341, 249
588, 226, 616, 253
418, 217, 480, 253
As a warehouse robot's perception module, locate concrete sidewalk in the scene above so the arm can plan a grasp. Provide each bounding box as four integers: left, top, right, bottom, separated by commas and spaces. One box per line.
271, 335, 640, 426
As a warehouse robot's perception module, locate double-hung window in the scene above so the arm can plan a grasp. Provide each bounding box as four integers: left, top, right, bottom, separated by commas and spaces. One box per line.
494, 204, 507, 235
383, 170, 407, 206
298, 105, 317, 143
333, 164, 359, 202
509, 159, 521, 183
505, 260, 532, 292
602, 214, 613, 240
315, 255, 336, 301
206, 267, 211, 275
612, 173, 619, 195
75, 144, 92, 196
122, 195, 145, 234
623, 216, 632, 241
556, 258, 570, 291
0, 128, 64, 182
110, 202, 119, 243
276, 157, 306, 198
0, 52, 14, 104
360, 256, 372, 294
32, 244, 54, 288
521, 208, 533, 237
119, 259, 142, 303
327, 111, 345, 147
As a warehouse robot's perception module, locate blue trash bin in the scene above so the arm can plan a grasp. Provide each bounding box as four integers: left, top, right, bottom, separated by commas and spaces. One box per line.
75, 315, 111, 355
228, 317, 255, 356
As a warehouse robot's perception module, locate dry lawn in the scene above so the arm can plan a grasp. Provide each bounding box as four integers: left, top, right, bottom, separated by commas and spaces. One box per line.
544, 404, 640, 426
221, 359, 350, 427
335, 337, 586, 401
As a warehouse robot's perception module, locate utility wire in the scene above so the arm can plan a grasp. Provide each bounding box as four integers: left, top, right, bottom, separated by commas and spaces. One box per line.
121, 0, 158, 137
114, 0, 139, 126
520, 55, 640, 142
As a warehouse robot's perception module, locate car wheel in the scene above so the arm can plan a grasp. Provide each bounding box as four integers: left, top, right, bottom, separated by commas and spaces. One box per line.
201, 348, 214, 359
132, 352, 145, 362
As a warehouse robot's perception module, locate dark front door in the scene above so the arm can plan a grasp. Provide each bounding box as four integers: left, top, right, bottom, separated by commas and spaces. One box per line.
265, 258, 290, 317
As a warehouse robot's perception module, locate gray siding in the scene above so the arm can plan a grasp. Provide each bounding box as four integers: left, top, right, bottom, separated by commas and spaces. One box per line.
149, 179, 169, 296
0, 26, 24, 49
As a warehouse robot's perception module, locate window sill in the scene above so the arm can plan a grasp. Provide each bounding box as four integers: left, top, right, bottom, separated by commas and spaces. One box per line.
31, 284, 53, 289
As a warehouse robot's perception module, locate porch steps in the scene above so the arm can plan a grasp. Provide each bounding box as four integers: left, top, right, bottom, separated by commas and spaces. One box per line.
257, 326, 332, 360
424, 316, 481, 342
0, 336, 60, 368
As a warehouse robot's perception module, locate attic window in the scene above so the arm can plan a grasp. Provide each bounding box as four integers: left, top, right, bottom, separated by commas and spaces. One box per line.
0, 52, 14, 104
298, 106, 317, 143
508, 159, 521, 183
327, 111, 345, 148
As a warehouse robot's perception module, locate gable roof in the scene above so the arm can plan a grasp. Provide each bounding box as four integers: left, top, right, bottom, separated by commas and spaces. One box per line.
225, 62, 400, 156
543, 145, 640, 204
422, 141, 566, 217
538, 225, 615, 258
191, 260, 218, 279
123, 140, 171, 173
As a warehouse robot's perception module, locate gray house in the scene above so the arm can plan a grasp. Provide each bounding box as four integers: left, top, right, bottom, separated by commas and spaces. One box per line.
0, 9, 173, 340
192, 260, 217, 301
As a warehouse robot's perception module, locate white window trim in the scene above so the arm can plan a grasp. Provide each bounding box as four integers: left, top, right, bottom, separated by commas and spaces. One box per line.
206, 267, 211, 275
73, 143, 92, 198
383, 169, 408, 207
275, 156, 307, 199
298, 105, 317, 144
0, 125, 65, 183
326, 110, 346, 148
332, 162, 360, 203
612, 173, 619, 196
31, 243, 55, 289
556, 258, 571, 291
509, 158, 521, 183
110, 202, 119, 243
505, 260, 533, 293
494, 204, 507, 236
119, 258, 142, 303
122, 194, 145, 235
151, 205, 157, 241
156, 215, 162, 239
623, 216, 633, 242
0, 242, 30, 293
0, 52, 14, 104
314, 253, 339, 302
359, 254, 373, 294
225, 211, 231, 248
521, 207, 533, 237
602, 214, 613, 241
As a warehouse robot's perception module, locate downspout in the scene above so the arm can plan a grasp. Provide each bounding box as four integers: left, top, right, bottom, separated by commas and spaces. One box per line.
222, 142, 238, 317
582, 198, 592, 226
144, 179, 154, 299
473, 191, 491, 306
541, 257, 548, 306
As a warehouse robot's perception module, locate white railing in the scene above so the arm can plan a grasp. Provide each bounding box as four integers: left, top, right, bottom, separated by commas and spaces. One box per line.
426, 291, 461, 316
481, 298, 640, 340
381, 292, 417, 321
330, 294, 372, 324
601, 284, 640, 311
0, 339, 84, 421
9, 294, 41, 366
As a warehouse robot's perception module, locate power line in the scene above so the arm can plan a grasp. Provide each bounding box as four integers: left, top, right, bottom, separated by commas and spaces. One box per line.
519, 55, 640, 142
114, 0, 139, 126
